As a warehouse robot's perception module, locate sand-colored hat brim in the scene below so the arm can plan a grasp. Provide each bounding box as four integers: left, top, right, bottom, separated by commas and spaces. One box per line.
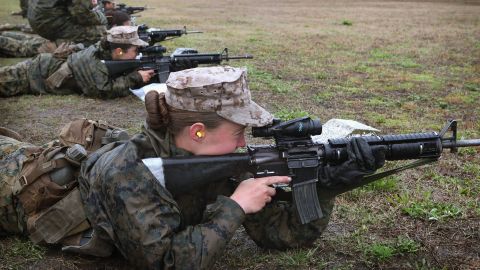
130, 38, 149, 47
217, 100, 273, 127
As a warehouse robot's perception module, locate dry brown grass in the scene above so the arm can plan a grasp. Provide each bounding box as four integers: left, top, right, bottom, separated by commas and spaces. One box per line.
1, 0, 479, 269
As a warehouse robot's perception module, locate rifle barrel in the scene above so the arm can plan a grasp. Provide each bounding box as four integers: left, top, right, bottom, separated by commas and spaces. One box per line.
226, 54, 254, 60
443, 139, 480, 148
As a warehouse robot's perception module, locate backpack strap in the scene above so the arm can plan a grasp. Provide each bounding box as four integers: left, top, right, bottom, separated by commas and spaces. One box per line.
28, 188, 88, 244
12, 147, 71, 196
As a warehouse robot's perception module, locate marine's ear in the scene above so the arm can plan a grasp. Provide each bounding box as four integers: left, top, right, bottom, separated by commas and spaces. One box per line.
189, 123, 206, 142
111, 47, 124, 59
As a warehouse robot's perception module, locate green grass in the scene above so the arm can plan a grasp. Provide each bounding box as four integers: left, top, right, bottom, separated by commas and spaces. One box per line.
247, 65, 294, 93
370, 49, 394, 60
274, 109, 310, 120
362, 236, 421, 262
395, 58, 421, 69
342, 19, 353, 26
1, 0, 479, 269
389, 192, 463, 221
362, 176, 399, 192
0, 237, 46, 268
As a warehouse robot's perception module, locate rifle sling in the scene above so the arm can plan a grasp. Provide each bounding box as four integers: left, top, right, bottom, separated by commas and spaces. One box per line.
326, 158, 438, 197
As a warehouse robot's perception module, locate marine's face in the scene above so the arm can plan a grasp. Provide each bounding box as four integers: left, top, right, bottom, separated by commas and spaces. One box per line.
112, 46, 138, 60
195, 120, 246, 155
104, 2, 115, 10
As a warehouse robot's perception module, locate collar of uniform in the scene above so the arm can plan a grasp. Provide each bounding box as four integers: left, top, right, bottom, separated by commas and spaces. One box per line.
141, 122, 193, 158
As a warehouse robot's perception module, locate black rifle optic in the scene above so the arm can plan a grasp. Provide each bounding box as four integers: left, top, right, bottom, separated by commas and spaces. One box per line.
115, 3, 148, 15
103, 48, 253, 83
141, 118, 480, 224
138, 45, 167, 56
138, 25, 203, 46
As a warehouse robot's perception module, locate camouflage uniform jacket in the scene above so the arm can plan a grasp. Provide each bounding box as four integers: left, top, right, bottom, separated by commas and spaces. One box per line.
28, 0, 107, 45
79, 124, 335, 269
25, 45, 143, 98
67, 45, 143, 98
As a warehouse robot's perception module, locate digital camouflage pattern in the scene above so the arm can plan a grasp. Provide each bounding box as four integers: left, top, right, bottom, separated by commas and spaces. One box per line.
166, 66, 274, 127
67, 45, 144, 98
0, 135, 59, 236
28, 0, 107, 45
0, 45, 143, 98
78, 124, 334, 269
0, 58, 32, 97
0, 31, 46, 57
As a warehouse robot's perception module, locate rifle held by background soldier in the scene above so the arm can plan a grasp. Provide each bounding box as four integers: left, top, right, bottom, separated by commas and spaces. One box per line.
138, 25, 203, 46
103, 48, 253, 83
115, 3, 149, 15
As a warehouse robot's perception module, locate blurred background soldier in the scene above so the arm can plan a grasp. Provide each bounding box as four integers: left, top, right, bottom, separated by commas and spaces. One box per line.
0, 26, 154, 99
101, 0, 116, 12
0, 30, 46, 57
105, 10, 131, 28
0, 10, 131, 58
27, 0, 108, 46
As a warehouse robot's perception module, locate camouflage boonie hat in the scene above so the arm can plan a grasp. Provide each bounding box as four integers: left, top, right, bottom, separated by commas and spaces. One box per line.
165, 66, 273, 127
107, 26, 148, 46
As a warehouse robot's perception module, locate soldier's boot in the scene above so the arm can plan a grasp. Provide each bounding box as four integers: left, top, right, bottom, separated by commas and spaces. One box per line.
0, 59, 31, 97
2, 32, 46, 57
0, 35, 22, 57
0, 127, 23, 141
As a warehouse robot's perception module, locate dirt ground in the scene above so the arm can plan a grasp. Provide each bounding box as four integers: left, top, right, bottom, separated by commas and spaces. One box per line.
1, 0, 479, 269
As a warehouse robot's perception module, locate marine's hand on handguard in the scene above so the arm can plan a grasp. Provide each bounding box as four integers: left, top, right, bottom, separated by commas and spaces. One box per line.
319, 137, 387, 188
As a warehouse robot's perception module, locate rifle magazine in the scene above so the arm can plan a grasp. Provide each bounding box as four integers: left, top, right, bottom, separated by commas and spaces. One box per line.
293, 179, 323, 224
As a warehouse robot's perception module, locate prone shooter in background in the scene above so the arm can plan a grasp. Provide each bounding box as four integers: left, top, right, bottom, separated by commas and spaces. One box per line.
0, 26, 155, 99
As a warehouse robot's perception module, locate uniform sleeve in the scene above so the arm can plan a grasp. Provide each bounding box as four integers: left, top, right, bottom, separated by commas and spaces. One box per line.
102, 71, 144, 99
71, 54, 144, 99
69, 0, 107, 26
242, 197, 335, 250
83, 156, 246, 269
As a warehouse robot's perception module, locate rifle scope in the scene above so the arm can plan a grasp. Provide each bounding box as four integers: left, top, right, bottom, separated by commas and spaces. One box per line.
139, 45, 167, 55
252, 117, 322, 138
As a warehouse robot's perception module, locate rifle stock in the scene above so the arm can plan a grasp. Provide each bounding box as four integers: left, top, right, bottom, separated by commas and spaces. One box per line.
142, 119, 480, 224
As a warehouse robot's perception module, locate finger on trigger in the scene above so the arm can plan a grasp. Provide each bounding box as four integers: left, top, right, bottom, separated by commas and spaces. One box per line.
264, 176, 290, 186
266, 186, 276, 196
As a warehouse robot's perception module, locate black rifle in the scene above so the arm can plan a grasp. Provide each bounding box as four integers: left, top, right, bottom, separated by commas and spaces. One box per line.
103, 48, 253, 83
138, 25, 203, 46
141, 117, 480, 224
115, 3, 148, 15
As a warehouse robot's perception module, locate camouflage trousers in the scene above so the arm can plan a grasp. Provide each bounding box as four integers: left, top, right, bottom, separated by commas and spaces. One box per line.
0, 135, 33, 235
0, 31, 46, 57
0, 59, 31, 97
33, 24, 106, 47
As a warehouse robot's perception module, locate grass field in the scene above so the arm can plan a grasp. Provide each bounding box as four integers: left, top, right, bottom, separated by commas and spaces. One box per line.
1, 0, 479, 269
